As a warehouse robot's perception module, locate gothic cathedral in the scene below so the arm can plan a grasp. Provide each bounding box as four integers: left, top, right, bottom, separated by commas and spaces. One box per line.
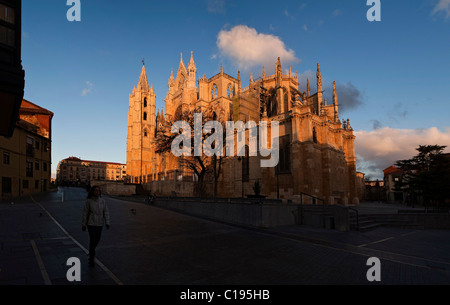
126, 52, 359, 205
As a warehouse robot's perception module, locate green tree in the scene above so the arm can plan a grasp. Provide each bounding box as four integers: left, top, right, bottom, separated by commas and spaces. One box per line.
395, 145, 450, 209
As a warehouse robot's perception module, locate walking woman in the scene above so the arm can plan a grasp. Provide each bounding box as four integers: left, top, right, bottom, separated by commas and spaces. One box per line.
82, 186, 110, 266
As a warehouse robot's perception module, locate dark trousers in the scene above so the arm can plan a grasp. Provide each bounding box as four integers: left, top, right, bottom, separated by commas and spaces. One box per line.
87, 225, 103, 259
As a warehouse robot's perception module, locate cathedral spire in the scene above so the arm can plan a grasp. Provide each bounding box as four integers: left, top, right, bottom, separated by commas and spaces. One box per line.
262, 66, 265, 79
138, 63, 149, 91
333, 81, 339, 122
187, 51, 197, 88
250, 72, 253, 84
220, 64, 223, 75
276, 57, 282, 87
307, 78, 310, 97
316, 63, 323, 112
237, 70, 241, 92
333, 81, 337, 105
189, 51, 196, 68
177, 52, 187, 75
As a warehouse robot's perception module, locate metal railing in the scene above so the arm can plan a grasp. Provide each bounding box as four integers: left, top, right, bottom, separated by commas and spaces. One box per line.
299, 192, 326, 227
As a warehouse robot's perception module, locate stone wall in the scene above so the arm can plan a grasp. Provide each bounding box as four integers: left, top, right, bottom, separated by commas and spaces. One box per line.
155, 198, 298, 228
154, 198, 351, 230
91, 181, 136, 196
143, 180, 194, 197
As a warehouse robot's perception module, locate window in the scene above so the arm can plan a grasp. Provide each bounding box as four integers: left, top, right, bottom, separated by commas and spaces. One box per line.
144, 130, 148, 137
2, 177, 12, 194
143, 112, 147, 121
0, 25, 15, 47
211, 84, 218, 100
144, 97, 147, 108
35, 140, 40, 150
227, 84, 234, 98
3, 152, 10, 165
26, 159, 33, 178
35, 180, 39, 189
43, 162, 48, 172
35, 160, 40, 170
0, 4, 15, 47
0, 4, 15, 24
23, 179, 29, 189
26, 136, 34, 156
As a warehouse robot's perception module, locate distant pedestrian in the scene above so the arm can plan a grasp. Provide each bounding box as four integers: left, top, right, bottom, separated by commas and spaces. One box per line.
82, 186, 110, 267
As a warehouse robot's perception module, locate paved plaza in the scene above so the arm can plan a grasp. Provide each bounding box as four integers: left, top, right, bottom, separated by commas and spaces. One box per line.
1, 187, 449, 288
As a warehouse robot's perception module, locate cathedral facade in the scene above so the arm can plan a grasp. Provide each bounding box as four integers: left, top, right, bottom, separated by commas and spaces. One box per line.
126, 52, 359, 205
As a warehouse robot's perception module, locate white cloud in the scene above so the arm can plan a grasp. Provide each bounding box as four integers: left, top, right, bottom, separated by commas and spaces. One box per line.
302, 24, 308, 32
217, 25, 300, 71
82, 81, 93, 96
355, 127, 450, 178
432, 0, 450, 19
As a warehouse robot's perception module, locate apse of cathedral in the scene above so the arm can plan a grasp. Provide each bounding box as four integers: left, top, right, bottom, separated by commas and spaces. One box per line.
127, 52, 358, 205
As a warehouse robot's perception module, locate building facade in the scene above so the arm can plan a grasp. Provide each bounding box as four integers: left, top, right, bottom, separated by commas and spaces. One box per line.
56, 157, 126, 185
384, 165, 405, 203
0, 99, 53, 200
0, 0, 25, 137
127, 53, 359, 205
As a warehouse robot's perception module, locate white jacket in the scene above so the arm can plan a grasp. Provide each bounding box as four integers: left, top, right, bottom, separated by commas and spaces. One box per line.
82, 197, 110, 227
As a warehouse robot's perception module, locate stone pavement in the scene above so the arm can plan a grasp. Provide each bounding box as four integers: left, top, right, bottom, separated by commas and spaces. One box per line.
1, 187, 450, 288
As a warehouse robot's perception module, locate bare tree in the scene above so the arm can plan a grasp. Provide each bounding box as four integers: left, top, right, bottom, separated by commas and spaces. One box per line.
155, 106, 226, 197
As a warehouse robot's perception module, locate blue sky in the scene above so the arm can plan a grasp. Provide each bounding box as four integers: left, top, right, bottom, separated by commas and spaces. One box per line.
21, 0, 450, 179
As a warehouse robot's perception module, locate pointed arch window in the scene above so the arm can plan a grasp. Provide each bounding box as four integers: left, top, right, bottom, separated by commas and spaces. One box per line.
143, 112, 147, 121
227, 84, 234, 98
211, 84, 218, 100
144, 97, 147, 108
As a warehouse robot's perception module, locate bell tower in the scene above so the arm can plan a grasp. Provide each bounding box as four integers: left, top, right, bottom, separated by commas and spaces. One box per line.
126, 62, 156, 183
